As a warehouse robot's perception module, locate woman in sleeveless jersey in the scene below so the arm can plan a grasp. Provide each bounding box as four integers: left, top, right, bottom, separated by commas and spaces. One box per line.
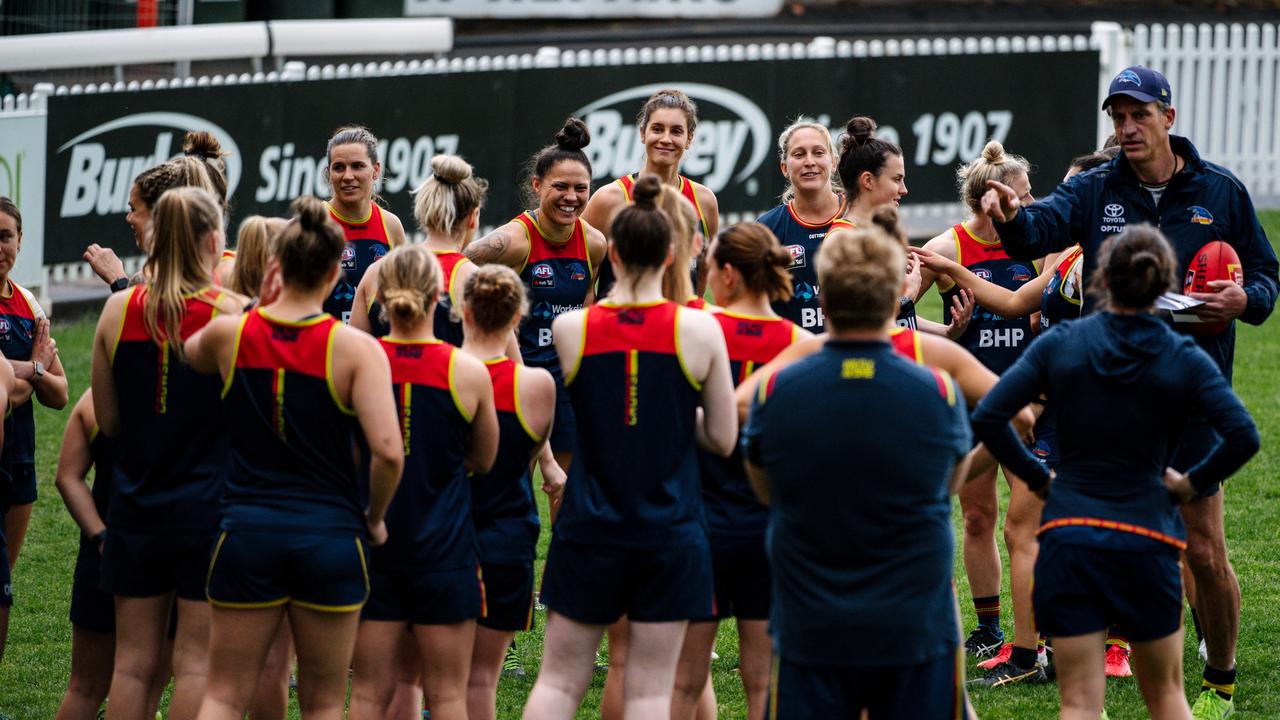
352, 154, 487, 346
349, 245, 499, 720
756, 119, 844, 332
459, 265, 561, 720
583, 88, 720, 299
90, 187, 246, 720
185, 196, 403, 720
320, 126, 407, 322
463, 118, 606, 476
523, 174, 736, 720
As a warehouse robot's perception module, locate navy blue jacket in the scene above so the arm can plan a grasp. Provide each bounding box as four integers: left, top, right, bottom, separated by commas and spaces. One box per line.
994, 136, 1278, 382
972, 313, 1258, 547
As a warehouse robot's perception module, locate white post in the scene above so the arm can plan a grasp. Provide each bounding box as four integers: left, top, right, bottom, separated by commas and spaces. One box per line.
1091, 21, 1130, 149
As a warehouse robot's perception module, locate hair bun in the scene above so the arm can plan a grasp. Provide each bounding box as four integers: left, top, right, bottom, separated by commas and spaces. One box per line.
981, 140, 1006, 164
870, 205, 906, 244
289, 195, 330, 232
842, 116, 877, 151
631, 173, 662, 208
555, 118, 591, 152
183, 130, 224, 160
431, 154, 473, 185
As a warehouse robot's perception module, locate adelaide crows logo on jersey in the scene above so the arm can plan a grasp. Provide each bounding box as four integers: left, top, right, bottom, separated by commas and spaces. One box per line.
1190, 206, 1215, 225
785, 244, 806, 269
567, 263, 588, 281
1009, 264, 1033, 282
372, 243, 388, 259
531, 263, 555, 288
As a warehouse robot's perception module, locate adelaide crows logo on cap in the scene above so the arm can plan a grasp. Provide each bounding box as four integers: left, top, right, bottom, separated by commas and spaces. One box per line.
1117, 69, 1143, 85
1190, 206, 1214, 225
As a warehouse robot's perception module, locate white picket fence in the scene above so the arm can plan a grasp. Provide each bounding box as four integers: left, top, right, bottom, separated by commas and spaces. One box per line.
1098, 22, 1280, 203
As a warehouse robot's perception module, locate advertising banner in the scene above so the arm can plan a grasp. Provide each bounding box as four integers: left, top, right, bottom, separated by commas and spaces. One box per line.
0, 112, 47, 289
44, 50, 1098, 264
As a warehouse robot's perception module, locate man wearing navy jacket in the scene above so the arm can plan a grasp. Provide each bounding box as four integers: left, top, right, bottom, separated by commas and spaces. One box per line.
980, 66, 1278, 719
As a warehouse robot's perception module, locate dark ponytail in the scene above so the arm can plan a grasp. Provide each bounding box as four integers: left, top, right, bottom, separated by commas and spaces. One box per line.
1089, 224, 1176, 310
610, 174, 671, 273
712, 222, 794, 302
277, 196, 346, 290
837, 116, 902, 200
523, 118, 592, 209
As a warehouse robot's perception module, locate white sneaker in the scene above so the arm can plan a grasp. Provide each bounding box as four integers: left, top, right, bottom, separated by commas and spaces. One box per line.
1199, 638, 1209, 663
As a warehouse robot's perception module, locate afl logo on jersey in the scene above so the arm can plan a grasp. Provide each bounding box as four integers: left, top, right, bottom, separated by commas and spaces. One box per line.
974, 268, 992, 281
1189, 206, 1215, 225
0, 318, 10, 336
340, 245, 356, 266
567, 262, 588, 281
531, 263, 556, 288
785, 244, 806, 269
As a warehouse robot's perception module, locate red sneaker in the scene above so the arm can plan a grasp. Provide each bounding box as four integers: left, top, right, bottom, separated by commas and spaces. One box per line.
977, 642, 1013, 671
1104, 643, 1132, 678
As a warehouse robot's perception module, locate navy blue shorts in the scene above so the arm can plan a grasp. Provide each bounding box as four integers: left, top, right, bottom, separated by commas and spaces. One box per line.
0, 463, 37, 508
101, 527, 215, 601
540, 535, 714, 625
1169, 417, 1221, 500
705, 532, 770, 621
206, 529, 369, 612
1032, 534, 1182, 642
477, 561, 535, 632
363, 560, 484, 625
71, 539, 114, 633
767, 647, 967, 720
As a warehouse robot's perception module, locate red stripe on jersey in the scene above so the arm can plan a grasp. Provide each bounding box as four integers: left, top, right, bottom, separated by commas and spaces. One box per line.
581, 302, 681, 357
119, 286, 222, 344
952, 222, 1010, 266
785, 196, 845, 229
435, 251, 469, 292
889, 326, 924, 365
826, 217, 856, 236
381, 338, 453, 390
234, 310, 337, 379
515, 212, 590, 266
617, 174, 711, 239
327, 202, 391, 245
484, 357, 519, 414
0, 279, 38, 321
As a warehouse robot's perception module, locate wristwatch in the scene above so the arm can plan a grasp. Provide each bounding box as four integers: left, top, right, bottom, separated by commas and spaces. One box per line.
109, 277, 129, 293
32, 360, 44, 380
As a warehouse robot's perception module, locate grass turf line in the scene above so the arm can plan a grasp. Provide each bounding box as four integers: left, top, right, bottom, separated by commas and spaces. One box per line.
1, 211, 1278, 718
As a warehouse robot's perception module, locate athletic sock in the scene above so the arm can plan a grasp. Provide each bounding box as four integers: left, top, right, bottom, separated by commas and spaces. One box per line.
1009, 646, 1038, 669
1191, 608, 1204, 642
973, 595, 1001, 630
1104, 631, 1130, 651
1202, 664, 1236, 701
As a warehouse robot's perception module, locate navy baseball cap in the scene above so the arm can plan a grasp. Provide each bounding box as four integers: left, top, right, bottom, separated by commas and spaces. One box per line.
1102, 66, 1172, 110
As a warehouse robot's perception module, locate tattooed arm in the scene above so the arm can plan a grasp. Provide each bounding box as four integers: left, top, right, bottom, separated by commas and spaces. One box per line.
464, 221, 530, 269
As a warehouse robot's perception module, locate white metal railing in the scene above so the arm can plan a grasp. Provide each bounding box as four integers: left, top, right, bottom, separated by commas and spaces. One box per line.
1099, 22, 1280, 201
0, 18, 453, 73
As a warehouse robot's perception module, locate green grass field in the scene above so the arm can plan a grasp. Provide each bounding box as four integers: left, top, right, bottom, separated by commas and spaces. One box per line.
2, 212, 1278, 718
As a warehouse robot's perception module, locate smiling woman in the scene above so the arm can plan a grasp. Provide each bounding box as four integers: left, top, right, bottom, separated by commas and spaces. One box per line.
320, 126, 408, 323
462, 117, 607, 475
